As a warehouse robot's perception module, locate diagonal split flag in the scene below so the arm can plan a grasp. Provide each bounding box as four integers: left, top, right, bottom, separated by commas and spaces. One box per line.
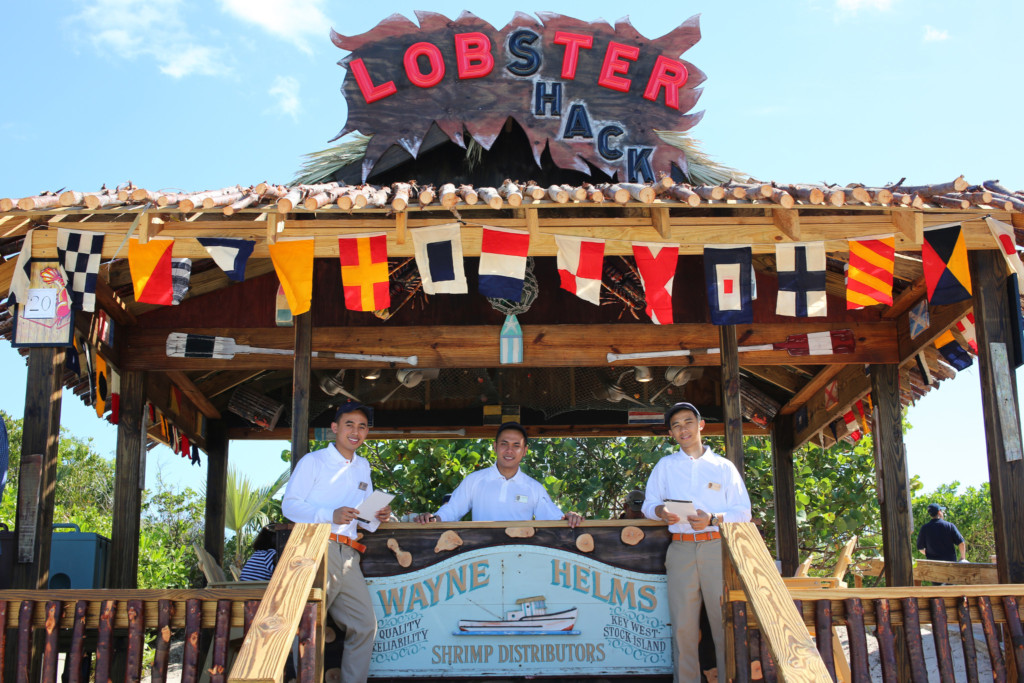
934, 330, 972, 371
479, 227, 530, 301
197, 237, 255, 282
555, 235, 605, 305
128, 237, 174, 305
338, 233, 390, 311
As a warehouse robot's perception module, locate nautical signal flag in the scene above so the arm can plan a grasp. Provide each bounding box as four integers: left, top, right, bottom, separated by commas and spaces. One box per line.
956, 313, 977, 354
555, 235, 605, 305
268, 237, 315, 316
934, 330, 972, 370
847, 236, 895, 309
704, 246, 753, 325
632, 242, 678, 324
94, 350, 108, 418
984, 217, 1024, 281
410, 223, 468, 294
338, 233, 390, 311
196, 237, 255, 282
922, 222, 972, 305
776, 242, 827, 317
56, 228, 104, 312
479, 227, 530, 301
128, 237, 174, 305
908, 299, 929, 339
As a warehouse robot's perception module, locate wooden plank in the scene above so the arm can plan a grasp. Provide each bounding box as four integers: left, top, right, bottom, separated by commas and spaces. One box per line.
891, 210, 924, 244
0, 258, 17, 299
720, 523, 832, 682
914, 560, 998, 585
195, 370, 265, 399
211, 599, 232, 683
970, 250, 1024, 583
957, 596, 981, 683
395, 210, 407, 245
772, 209, 800, 241
902, 596, 927, 682
874, 599, 898, 682
771, 414, 799, 577
68, 600, 88, 683
844, 598, 870, 680
94, 600, 116, 683
650, 207, 671, 238
744, 365, 805, 394
153, 599, 173, 683
228, 523, 331, 683
109, 370, 146, 589
731, 602, 751, 683
720, 325, 744, 473
41, 600, 60, 683
778, 364, 844, 416
123, 322, 901, 371
182, 598, 201, 683
813, 600, 837, 680
976, 596, 1007, 681
831, 535, 859, 586
166, 370, 222, 420
291, 312, 312, 466
126, 599, 145, 683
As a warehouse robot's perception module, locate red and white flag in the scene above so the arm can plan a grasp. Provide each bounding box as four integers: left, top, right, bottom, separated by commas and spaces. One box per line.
956, 312, 977, 354
632, 242, 678, 324
555, 235, 605, 305
842, 409, 862, 443
479, 227, 530, 301
985, 217, 1024, 281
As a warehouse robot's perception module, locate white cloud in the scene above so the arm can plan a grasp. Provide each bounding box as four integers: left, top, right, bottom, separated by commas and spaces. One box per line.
923, 25, 949, 42
73, 0, 231, 78
218, 0, 331, 55
269, 76, 302, 121
835, 0, 894, 13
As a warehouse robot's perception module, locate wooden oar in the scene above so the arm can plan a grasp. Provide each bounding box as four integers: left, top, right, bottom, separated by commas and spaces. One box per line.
607, 329, 855, 363
166, 332, 418, 366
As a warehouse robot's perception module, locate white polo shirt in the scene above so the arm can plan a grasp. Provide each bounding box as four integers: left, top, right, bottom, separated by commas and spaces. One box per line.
434, 465, 564, 522
281, 443, 374, 540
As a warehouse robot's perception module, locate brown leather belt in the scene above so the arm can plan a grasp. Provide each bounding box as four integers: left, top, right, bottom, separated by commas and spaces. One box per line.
330, 532, 366, 554
671, 531, 721, 542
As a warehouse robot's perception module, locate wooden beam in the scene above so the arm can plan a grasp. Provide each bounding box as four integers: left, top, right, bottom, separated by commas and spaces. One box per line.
166, 370, 222, 420
891, 210, 923, 245
11, 348, 64, 590
778, 364, 845, 415
109, 370, 146, 589
896, 298, 974, 364
395, 210, 407, 245
795, 363, 872, 447
94, 275, 138, 326
291, 312, 312, 467
720, 325, 744, 475
743, 365, 806, 394
525, 207, 539, 237
882, 276, 926, 320
203, 421, 229, 568
123, 322, 901, 371
650, 207, 670, 238
969, 250, 1024, 583
771, 413, 800, 576
194, 370, 265, 399
772, 209, 801, 241
144, 373, 207, 449
0, 258, 16, 299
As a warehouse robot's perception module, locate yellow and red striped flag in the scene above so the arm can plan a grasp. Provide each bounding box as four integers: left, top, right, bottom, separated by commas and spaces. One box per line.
846, 236, 895, 309
338, 234, 390, 311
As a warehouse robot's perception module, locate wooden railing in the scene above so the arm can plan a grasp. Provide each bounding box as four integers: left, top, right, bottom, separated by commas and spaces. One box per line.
722, 523, 1024, 683
0, 523, 329, 683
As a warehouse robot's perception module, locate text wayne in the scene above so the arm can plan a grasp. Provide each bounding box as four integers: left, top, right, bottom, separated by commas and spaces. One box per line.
350, 29, 690, 181
376, 558, 659, 616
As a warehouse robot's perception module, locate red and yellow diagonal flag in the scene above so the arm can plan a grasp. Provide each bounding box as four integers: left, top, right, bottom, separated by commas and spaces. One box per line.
847, 236, 895, 309
128, 237, 174, 305
338, 234, 390, 311
268, 238, 315, 316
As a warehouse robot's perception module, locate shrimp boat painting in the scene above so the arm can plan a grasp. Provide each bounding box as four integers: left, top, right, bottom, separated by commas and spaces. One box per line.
456, 596, 579, 636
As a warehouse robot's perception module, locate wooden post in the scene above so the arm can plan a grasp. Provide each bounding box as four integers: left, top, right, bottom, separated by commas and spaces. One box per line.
870, 363, 912, 682
970, 250, 1024, 583
203, 421, 229, 566
771, 413, 799, 576
719, 325, 744, 475
291, 311, 312, 467
109, 370, 146, 589
12, 348, 63, 591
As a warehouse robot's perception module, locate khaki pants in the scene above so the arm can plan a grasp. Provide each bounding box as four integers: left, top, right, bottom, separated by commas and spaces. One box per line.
325, 542, 377, 683
665, 538, 725, 683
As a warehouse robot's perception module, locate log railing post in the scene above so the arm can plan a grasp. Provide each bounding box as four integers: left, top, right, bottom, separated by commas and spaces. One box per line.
771, 413, 799, 577
969, 250, 1024, 583
109, 370, 146, 589
719, 324, 744, 476
291, 312, 312, 468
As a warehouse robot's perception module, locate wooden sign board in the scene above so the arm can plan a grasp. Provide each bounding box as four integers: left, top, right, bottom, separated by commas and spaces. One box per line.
332, 12, 705, 182
11, 260, 74, 348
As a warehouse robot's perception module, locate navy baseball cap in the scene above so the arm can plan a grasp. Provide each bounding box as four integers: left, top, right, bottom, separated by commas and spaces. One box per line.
665, 402, 701, 426
333, 401, 374, 424
927, 503, 946, 515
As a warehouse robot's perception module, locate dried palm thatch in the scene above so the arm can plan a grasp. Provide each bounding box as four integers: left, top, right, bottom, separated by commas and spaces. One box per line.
654, 130, 742, 186
293, 133, 371, 185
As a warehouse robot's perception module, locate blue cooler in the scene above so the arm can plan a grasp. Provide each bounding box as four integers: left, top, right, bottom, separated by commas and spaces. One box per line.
49, 523, 110, 589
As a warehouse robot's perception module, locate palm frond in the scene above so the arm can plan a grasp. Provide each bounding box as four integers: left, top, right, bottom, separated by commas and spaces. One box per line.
293, 133, 371, 185
654, 130, 742, 186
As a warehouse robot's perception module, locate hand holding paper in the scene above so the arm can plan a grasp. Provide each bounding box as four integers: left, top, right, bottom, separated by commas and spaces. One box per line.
355, 490, 395, 532
664, 499, 697, 519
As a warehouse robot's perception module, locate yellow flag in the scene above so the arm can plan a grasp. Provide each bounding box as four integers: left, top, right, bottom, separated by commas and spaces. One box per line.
268, 238, 315, 315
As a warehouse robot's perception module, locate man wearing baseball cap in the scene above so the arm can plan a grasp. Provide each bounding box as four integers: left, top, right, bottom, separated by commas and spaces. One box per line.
282, 401, 392, 683
642, 402, 752, 683
917, 503, 967, 562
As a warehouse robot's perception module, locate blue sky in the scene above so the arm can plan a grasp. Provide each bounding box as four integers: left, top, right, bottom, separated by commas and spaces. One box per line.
2, 0, 1023, 498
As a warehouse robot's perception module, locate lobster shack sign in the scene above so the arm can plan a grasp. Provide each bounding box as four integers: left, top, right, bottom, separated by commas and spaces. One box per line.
331, 12, 705, 182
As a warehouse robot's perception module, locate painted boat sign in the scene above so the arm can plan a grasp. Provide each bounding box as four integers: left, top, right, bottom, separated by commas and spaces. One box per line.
366, 545, 672, 676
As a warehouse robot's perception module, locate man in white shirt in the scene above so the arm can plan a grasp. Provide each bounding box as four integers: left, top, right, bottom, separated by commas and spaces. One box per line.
642, 402, 752, 683
414, 422, 583, 527
282, 402, 392, 683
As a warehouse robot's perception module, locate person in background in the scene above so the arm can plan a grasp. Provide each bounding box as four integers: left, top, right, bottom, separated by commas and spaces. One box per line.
282, 401, 392, 683
642, 402, 752, 683
239, 524, 279, 582
414, 422, 583, 527
917, 503, 967, 562
619, 489, 646, 519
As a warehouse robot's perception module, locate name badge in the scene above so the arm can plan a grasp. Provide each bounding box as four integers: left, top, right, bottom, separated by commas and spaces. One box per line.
358, 482, 369, 491
708, 482, 722, 491
515, 494, 528, 503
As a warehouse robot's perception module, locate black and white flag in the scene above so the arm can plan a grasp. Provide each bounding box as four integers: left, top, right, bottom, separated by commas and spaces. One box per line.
57, 228, 104, 312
